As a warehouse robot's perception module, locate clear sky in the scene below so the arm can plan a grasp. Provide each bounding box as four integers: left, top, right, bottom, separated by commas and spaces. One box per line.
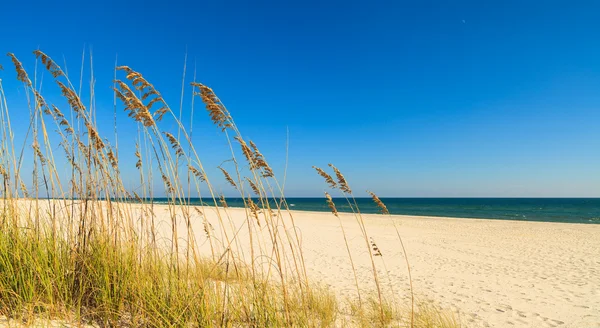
1, 1, 599, 197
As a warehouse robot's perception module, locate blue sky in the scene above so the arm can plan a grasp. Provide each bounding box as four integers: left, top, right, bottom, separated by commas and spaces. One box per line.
1, 0, 599, 197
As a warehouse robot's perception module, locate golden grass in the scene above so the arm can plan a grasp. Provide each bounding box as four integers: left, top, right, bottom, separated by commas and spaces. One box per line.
0, 50, 463, 327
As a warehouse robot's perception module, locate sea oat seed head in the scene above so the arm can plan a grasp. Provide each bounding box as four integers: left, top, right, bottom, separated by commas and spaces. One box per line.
370, 237, 383, 256
219, 167, 237, 189
368, 191, 390, 215
7, 53, 32, 86
328, 164, 352, 193
313, 166, 337, 189
219, 194, 228, 208
191, 82, 232, 131
324, 192, 339, 217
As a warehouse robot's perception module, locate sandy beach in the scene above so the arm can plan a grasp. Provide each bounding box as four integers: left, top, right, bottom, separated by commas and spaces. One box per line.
7, 200, 600, 327
154, 205, 600, 328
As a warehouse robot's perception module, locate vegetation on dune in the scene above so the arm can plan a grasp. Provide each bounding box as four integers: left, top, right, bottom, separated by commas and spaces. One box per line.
0, 50, 460, 327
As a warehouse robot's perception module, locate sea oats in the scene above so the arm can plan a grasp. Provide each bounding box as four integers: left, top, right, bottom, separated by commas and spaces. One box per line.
107, 149, 118, 170
219, 194, 228, 208
246, 177, 260, 195
135, 145, 142, 170
313, 166, 337, 189
193, 207, 204, 216
77, 140, 89, 158
324, 192, 339, 217
219, 167, 237, 189
161, 174, 175, 193
7, 53, 31, 86
191, 82, 232, 131
163, 132, 184, 157
86, 123, 105, 150
117, 66, 155, 93
203, 218, 213, 238
368, 191, 389, 215
154, 107, 169, 121
32, 141, 46, 165
19, 180, 29, 197
33, 50, 64, 78
56, 81, 86, 117
370, 237, 383, 256
146, 97, 163, 110
0, 164, 7, 179
141, 89, 159, 101
328, 164, 351, 193
114, 81, 155, 127
246, 198, 261, 227
52, 105, 65, 119
33, 90, 51, 115
235, 137, 256, 170
249, 141, 274, 177
188, 165, 205, 181
132, 191, 143, 203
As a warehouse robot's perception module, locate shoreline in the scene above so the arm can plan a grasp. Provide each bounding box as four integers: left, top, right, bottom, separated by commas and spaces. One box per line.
31, 197, 600, 225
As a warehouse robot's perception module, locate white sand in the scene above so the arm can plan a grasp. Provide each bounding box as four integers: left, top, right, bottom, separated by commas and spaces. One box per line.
6, 200, 600, 327
170, 206, 600, 328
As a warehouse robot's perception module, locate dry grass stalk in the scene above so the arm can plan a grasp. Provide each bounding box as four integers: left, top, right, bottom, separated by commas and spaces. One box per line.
0, 164, 7, 178
203, 218, 213, 238
328, 164, 351, 193
193, 207, 203, 217
246, 198, 261, 227
368, 190, 415, 327
193, 207, 214, 238
219, 167, 237, 189
134, 144, 142, 169
188, 165, 205, 181
161, 174, 175, 193
34, 90, 51, 115
191, 82, 232, 131
219, 194, 228, 208
33, 50, 64, 78
32, 141, 46, 165
7, 53, 31, 86
313, 166, 337, 189
324, 192, 338, 217
56, 81, 86, 117
249, 141, 273, 177
116, 66, 169, 121
164, 132, 184, 157
246, 177, 260, 195
107, 149, 118, 170
114, 80, 155, 127
235, 137, 256, 170
368, 191, 389, 215
370, 237, 383, 256
53, 105, 74, 133
52, 105, 64, 118
132, 191, 143, 203
19, 180, 29, 197
86, 123, 105, 151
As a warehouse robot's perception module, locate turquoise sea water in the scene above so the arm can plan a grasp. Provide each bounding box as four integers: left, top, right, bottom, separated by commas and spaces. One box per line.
147, 198, 600, 224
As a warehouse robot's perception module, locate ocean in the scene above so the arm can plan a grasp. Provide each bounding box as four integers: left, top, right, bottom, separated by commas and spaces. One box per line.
147, 197, 600, 224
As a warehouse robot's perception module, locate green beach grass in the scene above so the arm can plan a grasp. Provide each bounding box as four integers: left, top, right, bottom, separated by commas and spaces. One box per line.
0, 51, 460, 327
